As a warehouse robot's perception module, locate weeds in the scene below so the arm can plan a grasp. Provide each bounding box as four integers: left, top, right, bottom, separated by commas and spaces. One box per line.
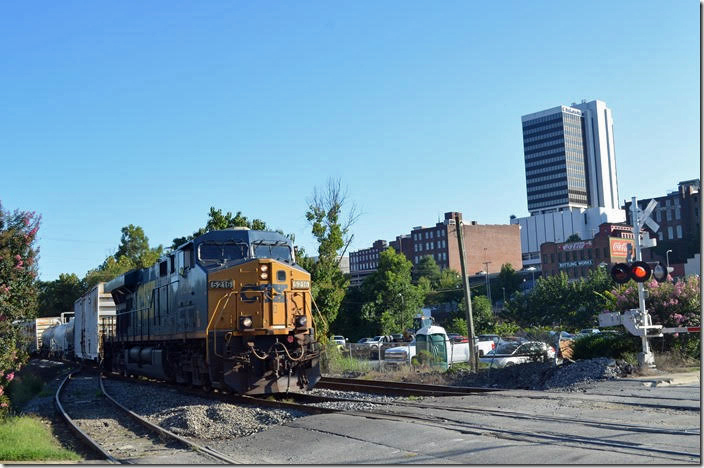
0, 416, 80, 462
7, 373, 44, 410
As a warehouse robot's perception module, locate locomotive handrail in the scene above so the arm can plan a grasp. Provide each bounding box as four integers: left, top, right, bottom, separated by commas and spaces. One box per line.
205, 290, 237, 364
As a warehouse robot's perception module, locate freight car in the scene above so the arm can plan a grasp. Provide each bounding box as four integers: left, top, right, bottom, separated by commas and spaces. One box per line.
73, 282, 116, 363
102, 228, 320, 395
40, 313, 74, 359
16, 316, 61, 354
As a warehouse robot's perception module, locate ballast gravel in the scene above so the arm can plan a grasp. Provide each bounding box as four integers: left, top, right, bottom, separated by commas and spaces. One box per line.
102, 379, 306, 440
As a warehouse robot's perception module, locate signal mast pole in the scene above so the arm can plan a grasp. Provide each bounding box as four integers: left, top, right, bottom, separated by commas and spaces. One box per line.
631, 197, 654, 367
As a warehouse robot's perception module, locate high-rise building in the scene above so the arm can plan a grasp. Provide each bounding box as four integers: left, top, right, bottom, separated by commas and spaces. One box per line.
513, 99, 625, 268
521, 99, 619, 215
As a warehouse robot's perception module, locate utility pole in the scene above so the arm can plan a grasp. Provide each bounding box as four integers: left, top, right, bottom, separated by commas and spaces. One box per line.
454, 213, 478, 372
482, 261, 492, 304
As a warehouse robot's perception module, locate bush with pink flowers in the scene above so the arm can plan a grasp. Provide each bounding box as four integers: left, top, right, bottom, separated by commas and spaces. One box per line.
0, 203, 40, 416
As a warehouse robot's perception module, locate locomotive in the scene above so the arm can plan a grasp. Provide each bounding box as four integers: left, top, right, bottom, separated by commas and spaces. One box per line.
102, 228, 320, 395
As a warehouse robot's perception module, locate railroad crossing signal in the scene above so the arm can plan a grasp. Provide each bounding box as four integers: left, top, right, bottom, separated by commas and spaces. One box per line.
652, 263, 668, 282
610, 261, 652, 284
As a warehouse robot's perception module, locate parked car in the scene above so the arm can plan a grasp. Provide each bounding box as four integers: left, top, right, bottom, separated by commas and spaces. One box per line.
479, 341, 556, 368
476, 334, 501, 345
357, 337, 372, 344
448, 333, 468, 343
331, 335, 346, 345
391, 333, 405, 342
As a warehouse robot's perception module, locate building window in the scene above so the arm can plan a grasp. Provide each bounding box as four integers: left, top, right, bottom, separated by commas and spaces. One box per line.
595, 248, 600, 259
658, 231, 663, 241
666, 210, 672, 221
668, 226, 673, 239
543, 254, 548, 264
558, 252, 563, 262
677, 225, 682, 238
550, 253, 555, 263
675, 207, 681, 220
656, 209, 661, 222
586, 249, 591, 259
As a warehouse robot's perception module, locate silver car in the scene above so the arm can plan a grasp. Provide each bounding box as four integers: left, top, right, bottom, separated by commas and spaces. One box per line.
479, 341, 556, 368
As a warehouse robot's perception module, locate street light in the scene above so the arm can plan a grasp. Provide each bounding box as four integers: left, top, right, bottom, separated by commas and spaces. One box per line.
526, 266, 537, 288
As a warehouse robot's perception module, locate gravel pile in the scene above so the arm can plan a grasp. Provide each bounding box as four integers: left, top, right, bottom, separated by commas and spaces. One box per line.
102, 380, 305, 440
541, 358, 633, 391
450, 358, 634, 391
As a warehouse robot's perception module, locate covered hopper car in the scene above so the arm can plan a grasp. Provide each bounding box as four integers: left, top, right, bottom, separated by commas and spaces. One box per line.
102, 228, 320, 394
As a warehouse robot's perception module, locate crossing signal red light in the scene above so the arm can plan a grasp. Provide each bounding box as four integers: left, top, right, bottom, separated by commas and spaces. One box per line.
611, 263, 631, 284
630, 261, 651, 283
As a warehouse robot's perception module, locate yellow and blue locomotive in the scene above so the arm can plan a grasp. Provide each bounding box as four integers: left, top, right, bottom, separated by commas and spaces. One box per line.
103, 228, 320, 394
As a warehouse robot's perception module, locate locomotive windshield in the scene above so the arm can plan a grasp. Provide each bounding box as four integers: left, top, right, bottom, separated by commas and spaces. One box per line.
198, 242, 249, 265
252, 240, 292, 262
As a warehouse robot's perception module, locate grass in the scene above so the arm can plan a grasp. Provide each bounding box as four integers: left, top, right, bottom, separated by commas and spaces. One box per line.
7, 372, 45, 410
0, 416, 80, 462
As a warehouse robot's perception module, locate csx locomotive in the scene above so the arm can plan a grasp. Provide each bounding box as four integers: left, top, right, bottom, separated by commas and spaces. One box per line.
102, 228, 320, 394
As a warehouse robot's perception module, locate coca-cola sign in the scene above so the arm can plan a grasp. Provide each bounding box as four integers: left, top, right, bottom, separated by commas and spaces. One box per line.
560, 241, 592, 251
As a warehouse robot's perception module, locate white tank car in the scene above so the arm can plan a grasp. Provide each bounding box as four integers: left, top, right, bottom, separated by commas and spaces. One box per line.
73, 282, 116, 362
49, 318, 74, 359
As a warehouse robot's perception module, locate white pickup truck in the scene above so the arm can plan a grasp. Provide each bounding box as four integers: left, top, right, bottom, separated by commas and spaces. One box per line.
384, 326, 495, 367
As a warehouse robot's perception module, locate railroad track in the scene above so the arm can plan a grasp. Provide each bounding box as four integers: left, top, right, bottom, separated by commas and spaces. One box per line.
96, 372, 698, 463
55, 369, 240, 464
316, 376, 501, 396
259, 391, 698, 462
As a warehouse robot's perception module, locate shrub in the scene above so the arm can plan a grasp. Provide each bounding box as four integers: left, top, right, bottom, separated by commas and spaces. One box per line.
321, 344, 371, 375
571, 333, 640, 360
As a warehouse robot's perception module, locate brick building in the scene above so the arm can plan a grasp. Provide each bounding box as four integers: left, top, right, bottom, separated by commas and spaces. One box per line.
623, 179, 700, 265
349, 212, 522, 287
540, 222, 658, 280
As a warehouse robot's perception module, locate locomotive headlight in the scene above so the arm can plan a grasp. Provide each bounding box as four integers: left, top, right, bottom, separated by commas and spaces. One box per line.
260, 272, 269, 280
260, 264, 269, 272
294, 315, 307, 328
239, 316, 253, 330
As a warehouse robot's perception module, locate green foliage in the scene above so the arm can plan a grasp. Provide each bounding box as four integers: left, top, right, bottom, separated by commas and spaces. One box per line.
413, 255, 441, 286
504, 267, 615, 329
0, 416, 80, 461
171, 206, 271, 249
321, 344, 370, 375
358, 248, 426, 335
305, 179, 358, 340
496, 263, 523, 302
570, 333, 640, 360
84, 224, 163, 290
36, 273, 83, 317
612, 276, 700, 328
0, 203, 40, 416
7, 372, 44, 410
566, 233, 582, 242
446, 317, 467, 335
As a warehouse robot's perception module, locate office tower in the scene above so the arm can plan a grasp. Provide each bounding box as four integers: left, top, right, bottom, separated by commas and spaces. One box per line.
521, 99, 619, 215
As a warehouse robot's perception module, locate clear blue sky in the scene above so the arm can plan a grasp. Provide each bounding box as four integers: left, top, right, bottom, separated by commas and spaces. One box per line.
1, 1, 698, 281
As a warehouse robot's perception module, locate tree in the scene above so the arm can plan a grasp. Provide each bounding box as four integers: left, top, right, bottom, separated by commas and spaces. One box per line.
496, 263, 523, 302
305, 179, 359, 340
0, 204, 40, 415
84, 225, 162, 290
413, 255, 442, 285
566, 233, 582, 242
358, 248, 426, 335
503, 267, 616, 329
37, 273, 84, 317
171, 207, 270, 249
